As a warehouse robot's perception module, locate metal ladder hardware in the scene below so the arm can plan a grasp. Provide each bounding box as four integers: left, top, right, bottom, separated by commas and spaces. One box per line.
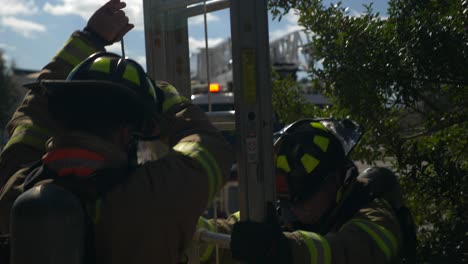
230, 0, 275, 221
144, 0, 275, 262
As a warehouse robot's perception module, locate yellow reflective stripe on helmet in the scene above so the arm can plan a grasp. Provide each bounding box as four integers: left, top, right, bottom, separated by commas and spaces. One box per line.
296, 230, 331, 264
347, 219, 398, 261
163, 95, 189, 113
160, 84, 179, 94
123, 64, 141, 85
4, 124, 51, 151
159, 84, 189, 112
173, 142, 222, 201
313, 135, 329, 152
301, 153, 320, 174
197, 217, 216, 262
276, 155, 291, 172
89, 57, 111, 73
231, 211, 241, 222
147, 78, 157, 99
310, 122, 328, 132
55, 36, 98, 68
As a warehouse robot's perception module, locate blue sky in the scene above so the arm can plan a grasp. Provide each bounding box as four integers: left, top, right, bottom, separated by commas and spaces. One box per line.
0, 0, 388, 71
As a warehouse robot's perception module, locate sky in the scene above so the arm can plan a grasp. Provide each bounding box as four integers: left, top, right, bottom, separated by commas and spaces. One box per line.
0, 0, 388, 72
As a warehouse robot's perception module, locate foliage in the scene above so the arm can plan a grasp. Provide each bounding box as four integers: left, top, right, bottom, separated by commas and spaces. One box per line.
268, 0, 467, 262
0, 50, 19, 145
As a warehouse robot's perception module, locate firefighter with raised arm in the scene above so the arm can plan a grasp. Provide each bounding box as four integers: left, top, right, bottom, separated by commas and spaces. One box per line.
194, 118, 416, 264
0, 1, 233, 263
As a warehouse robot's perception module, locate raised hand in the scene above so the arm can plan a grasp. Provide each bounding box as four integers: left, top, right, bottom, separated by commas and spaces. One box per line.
86, 0, 134, 45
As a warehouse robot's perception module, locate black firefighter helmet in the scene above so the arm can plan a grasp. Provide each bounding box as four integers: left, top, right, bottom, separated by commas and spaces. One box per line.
274, 118, 364, 204
26, 52, 163, 137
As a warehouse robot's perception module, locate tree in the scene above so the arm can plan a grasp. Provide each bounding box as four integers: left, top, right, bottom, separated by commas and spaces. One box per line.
0, 50, 19, 148
269, 0, 467, 262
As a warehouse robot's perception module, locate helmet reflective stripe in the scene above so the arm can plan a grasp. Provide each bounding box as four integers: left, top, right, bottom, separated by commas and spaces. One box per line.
276, 155, 291, 172
123, 64, 141, 85
295, 230, 331, 264
197, 217, 216, 262
89, 57, 111, 73
344, 219, 398, 261
173, 142, 222, 201
231, 211, 241, 222
301, 153, 320, 174
313, 135, 329, 152
310, 122, 328, 132
147, 79, 157, 100
4, 124, 51, 151
55, 36, 98, 68
160, 84, 189, 112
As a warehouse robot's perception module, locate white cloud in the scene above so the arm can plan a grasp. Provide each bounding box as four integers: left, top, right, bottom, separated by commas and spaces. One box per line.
134, 56, 146, 68
1, 0, 39, 16
43, 0, 144, 30
104, 44, 146, 68
106, 42, 124, 54
188, 13, 220, 25
269, 11, 305, 41
1, 17, 46, 38
189, 37, 225, 54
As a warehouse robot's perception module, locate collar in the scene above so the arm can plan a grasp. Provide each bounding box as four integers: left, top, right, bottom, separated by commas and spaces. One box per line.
42, 132, 128, 177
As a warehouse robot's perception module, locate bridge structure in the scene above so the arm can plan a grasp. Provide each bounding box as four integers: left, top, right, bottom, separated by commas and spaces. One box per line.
194, 30, 315, 85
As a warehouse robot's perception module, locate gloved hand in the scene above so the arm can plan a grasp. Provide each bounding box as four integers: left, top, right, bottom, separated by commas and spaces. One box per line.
230, 203, 292, 264
85, 0, 134, 45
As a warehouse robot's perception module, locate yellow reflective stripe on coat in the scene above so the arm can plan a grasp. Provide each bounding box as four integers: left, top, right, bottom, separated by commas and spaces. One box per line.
197, 217, 215, 262
347, 219, 398, 261
295, 230, 331, 264
160, 85, 189, 112
173, 142, 222, 201
54, 36, 98, 68
4, 124, 52, 151
86, 199, 102, 224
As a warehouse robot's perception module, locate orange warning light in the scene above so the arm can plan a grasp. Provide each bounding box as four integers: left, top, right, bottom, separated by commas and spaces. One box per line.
209, 83, 220, 93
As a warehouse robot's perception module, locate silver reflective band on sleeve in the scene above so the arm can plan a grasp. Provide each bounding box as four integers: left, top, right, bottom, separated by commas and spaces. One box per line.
173, 142, 222, 201
346, 219, 398, 261
295, 230, 331, 264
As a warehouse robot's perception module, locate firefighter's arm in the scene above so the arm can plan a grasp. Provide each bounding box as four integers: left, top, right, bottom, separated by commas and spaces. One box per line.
285, 199, 402, 264
140, 82, 233, 260
153, 81, 234, 209
0, 0, 133, 187
38, 0, 133, 80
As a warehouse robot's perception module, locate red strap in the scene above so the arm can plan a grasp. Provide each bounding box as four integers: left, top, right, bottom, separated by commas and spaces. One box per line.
57, 167, 96, 177
43, 148, 105, 163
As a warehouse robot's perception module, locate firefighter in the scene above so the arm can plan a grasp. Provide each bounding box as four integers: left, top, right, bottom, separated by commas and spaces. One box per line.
194, 118, 416, 264
0, 0, 134, 188
0, 1, 233, 263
